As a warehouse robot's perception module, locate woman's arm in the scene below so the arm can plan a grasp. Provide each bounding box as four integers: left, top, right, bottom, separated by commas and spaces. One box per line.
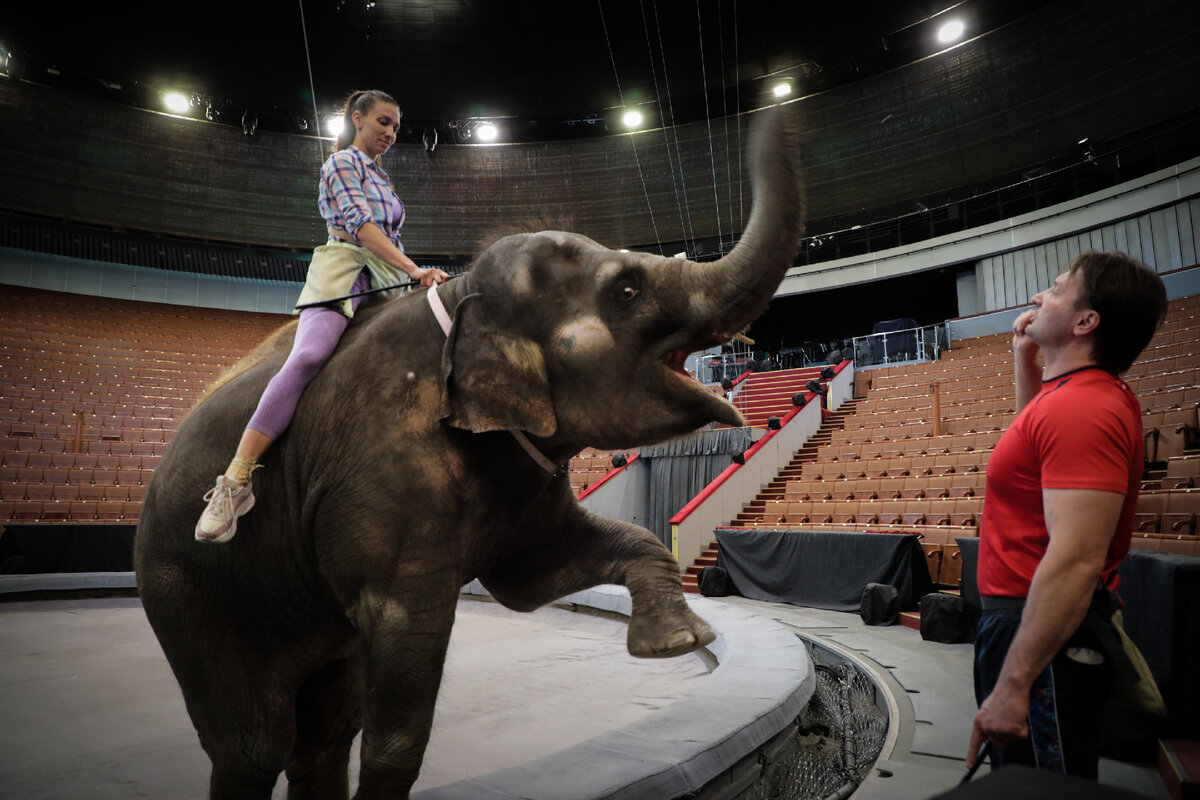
355, 222, 448, 288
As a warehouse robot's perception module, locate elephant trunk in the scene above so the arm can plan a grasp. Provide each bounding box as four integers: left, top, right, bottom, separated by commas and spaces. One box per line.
682, 107, 805, 336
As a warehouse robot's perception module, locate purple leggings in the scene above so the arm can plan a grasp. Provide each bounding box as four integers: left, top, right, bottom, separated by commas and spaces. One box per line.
247, 272, 370, 440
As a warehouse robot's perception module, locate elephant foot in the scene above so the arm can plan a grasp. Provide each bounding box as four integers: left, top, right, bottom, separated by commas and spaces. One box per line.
626, 605, 716, 658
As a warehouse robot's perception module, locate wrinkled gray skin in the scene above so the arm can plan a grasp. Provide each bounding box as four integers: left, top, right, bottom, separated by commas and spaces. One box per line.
134, 108, 803, 799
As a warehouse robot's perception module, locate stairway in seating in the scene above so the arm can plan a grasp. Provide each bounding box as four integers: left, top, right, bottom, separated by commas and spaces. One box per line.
727, 366, 830, 429
682, 398, 861, 593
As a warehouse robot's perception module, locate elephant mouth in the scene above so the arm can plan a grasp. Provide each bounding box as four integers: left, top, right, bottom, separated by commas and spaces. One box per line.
647, 334, 744, 429
663, 348, 692, 378
660, 329, 737, 383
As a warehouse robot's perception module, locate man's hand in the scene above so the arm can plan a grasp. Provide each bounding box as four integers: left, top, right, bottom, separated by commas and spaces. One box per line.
968, 681, 1030, 767
1012, 308, 1039, 361
1012, 308, 1042, 412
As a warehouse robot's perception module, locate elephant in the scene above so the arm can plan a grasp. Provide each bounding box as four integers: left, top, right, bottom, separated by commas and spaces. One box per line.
133, 106, 804, 799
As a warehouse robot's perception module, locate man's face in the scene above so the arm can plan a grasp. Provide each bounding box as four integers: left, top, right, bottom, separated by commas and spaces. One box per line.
1026, 268, 1088, 347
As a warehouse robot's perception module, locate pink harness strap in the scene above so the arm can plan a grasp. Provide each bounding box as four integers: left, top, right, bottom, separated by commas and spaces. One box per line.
427, 284, 561, 475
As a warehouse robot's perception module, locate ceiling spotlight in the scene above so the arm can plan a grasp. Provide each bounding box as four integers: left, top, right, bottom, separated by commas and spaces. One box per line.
622, 110, 643, 129
327, 114, 344, 138
163, 91, 190, 114
937, 19, 965, 43
476, 122, 498, 142
772, 82, 792, 98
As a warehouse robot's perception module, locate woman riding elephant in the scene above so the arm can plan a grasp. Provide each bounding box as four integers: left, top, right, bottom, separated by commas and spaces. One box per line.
196, 89, 450, 543
138, 106, 804, 798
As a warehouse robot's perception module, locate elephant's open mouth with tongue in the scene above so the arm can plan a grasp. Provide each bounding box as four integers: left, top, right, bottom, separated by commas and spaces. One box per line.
663, 348, 692, 378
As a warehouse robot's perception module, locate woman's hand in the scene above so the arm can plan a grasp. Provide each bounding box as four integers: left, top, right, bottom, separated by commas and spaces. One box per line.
412, 267, 449, 288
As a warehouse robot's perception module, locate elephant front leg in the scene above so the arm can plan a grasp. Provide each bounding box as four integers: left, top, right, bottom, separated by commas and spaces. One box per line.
623, 551, 716, 658
351, 584, 458, 800
480, 510, 715, 659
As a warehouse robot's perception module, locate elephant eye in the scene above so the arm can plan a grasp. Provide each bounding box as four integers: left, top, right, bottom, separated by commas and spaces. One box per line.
611, 277, 641, 303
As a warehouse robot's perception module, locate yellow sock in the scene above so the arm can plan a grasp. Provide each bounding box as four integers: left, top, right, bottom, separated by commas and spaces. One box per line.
224, 455, 260, 486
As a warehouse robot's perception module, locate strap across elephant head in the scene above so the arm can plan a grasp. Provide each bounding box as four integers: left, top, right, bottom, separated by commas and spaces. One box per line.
431, 280, 561, 473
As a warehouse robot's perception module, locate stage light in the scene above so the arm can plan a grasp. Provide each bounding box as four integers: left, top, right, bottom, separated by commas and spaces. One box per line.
937, 19, 965, 43
476, 122, 498, 142
163, 92, 190, 114
772, 82, 792, 98
622, 110, 643, 129
326, 115, 344, 138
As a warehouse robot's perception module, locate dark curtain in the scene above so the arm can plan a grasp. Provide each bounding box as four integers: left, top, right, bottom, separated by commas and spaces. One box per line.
0, 525, 136, 573
640, 428, 752, 546
716, 528, 932, 612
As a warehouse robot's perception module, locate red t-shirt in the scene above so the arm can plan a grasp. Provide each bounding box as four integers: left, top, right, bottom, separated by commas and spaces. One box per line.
978, 367, 1143, 598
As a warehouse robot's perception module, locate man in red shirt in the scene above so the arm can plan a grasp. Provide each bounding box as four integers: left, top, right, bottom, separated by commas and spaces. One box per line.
967, 251, 1166, 777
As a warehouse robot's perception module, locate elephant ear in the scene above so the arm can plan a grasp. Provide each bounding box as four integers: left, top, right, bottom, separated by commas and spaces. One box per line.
439, 294, 557, 437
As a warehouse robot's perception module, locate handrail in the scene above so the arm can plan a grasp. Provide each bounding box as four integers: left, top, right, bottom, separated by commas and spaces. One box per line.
669, 359, 851, 525
576, 453, 639, 501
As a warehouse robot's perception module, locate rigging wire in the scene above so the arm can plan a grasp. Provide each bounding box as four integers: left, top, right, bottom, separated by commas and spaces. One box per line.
716, 0, 736, 254
639, 0, 691, 255
596, 0, 665, 255
297, 0, 323, 143
734, 0, 744, 233
650, 0, 700, 255
694, 0, 726, 254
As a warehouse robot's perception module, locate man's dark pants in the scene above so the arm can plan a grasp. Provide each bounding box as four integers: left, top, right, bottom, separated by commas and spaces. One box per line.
974, 603, 1111, 778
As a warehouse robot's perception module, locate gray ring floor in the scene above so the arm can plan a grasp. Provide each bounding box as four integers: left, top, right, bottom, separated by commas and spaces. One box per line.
0, 587, 812, 800
0, 587, 1171, 799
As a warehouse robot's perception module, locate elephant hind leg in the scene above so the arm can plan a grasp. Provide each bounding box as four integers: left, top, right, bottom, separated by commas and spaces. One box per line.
200, 687, 297, 800
143, 598, 296, 799
208, 758, 284, 800
285, 651, 365, 800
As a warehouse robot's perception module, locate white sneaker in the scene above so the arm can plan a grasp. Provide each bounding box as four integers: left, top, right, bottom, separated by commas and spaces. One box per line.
195, 476, 255, 543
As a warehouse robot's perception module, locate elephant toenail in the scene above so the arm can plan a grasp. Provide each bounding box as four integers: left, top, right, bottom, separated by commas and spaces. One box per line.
667, 629, 695, 650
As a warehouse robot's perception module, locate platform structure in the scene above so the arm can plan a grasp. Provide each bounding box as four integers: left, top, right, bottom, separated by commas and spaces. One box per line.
0, 574, 1173, 799
0, 580, 813, 800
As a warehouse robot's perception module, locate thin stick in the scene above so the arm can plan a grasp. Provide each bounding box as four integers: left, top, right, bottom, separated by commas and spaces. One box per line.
294, 280, 420, 311
958, 741, 992, 785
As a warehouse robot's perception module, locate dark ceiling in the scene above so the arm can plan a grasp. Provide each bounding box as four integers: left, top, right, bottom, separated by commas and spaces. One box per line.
3, 0, 1052, 143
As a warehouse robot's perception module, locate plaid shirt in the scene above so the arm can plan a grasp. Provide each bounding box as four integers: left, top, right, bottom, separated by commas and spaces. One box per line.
318, 146, 406, 252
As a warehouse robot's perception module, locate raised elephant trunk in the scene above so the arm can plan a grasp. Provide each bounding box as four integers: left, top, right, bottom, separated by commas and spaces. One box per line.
681, 107, 805, 338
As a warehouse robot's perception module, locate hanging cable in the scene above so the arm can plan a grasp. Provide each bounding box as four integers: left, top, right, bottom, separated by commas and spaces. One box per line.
597, 0, 665, 255
694, 0, 726, 254
639, 0, 690, 255
650, 0, 700, 255
734, 0, 744, 235
297, 0, 323, 141
716, 0, 736, 254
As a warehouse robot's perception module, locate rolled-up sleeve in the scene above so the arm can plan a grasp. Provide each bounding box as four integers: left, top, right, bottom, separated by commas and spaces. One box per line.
321, 152, 373, 238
